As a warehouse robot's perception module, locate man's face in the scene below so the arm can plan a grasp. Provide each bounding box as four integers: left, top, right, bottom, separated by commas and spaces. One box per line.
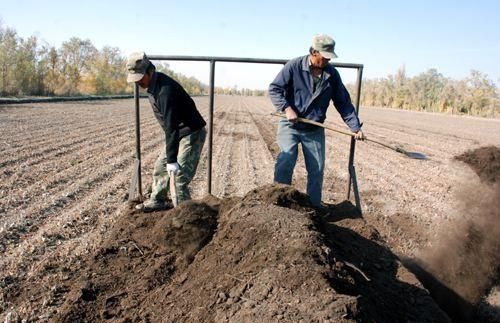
137, 72, 151, 89
310, 51, 330, 68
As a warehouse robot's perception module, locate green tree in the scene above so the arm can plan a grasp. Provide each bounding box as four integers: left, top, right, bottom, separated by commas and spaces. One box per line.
84, 46, 127, 94
465, 70, 497, 116
357, 66, 498, 118
15, 35, 39, 95
156, 62, 206, 96
394, 66, 408, 108
407, 69, 445, 112
38, 46, 60, 95
58, 37, 97, 95
0, 24, 18, 95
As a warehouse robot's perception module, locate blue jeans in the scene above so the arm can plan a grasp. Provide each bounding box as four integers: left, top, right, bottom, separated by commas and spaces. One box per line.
274, 120, 325, 206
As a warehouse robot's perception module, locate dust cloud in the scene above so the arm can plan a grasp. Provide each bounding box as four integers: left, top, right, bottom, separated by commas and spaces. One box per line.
422, 180, 499, 303
410, 146, 499, 322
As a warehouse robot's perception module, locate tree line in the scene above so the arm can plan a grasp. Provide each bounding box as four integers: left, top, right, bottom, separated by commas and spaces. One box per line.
347, 66, 499, 118
1, 23, 498, 117
214, 86, 266, 96
0, 22, 268, 98
0, 23, 207, 97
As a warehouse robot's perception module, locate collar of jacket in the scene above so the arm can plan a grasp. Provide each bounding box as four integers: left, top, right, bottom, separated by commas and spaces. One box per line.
301, 55, 332, 80
146, 71, 159, 95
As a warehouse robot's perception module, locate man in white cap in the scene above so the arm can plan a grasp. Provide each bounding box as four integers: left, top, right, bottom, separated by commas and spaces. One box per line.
127, 52, 206, 211
269, 34, 365, 207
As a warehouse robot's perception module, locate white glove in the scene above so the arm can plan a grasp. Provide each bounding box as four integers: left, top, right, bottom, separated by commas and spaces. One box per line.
166, 162, 180, 174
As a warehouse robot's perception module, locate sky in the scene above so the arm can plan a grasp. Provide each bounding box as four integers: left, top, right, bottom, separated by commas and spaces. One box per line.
1, 0, 499, 89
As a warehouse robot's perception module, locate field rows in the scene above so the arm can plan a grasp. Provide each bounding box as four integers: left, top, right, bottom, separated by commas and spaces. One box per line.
0, 96, 499, 317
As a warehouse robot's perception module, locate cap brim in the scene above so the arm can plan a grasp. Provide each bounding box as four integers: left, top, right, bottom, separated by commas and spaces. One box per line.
319, 51, 337, 59
127, 72, 144, 83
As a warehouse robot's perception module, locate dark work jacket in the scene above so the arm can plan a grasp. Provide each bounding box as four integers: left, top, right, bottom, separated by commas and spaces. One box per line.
147, 72, 206, 163
268, 55, 361, 132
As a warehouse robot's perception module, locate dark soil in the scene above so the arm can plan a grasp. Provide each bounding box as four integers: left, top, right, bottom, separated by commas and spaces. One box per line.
47, 184, 449, 322
455, 145, 500, 183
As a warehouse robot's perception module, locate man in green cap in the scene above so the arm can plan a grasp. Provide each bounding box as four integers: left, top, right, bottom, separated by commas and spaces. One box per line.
127, 52, 206, 211
269, 34, 365, 207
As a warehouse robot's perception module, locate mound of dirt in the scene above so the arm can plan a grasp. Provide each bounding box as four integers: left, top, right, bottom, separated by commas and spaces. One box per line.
45, 184, 449, 322
455, 145, 500, 183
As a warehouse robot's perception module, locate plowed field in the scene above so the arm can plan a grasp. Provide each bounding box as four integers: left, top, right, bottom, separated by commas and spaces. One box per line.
1, 96, 499, 322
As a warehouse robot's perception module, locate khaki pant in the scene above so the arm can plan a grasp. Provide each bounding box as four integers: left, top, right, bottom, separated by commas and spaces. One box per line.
149, 127, 206, 204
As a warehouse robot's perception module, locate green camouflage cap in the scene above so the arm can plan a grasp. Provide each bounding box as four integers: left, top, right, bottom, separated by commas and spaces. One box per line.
126, 52, 150, 83
312, 34, 338, 59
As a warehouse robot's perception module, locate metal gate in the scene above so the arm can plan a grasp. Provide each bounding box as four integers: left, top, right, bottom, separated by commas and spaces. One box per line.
128, 55, 363, 212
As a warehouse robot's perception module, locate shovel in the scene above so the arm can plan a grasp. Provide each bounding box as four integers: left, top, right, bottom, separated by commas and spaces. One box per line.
169, 170, 179, 207
271, 112, 427, 160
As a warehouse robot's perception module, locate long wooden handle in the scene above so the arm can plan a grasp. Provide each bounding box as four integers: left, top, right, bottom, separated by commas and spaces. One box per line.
271, 112, 355, 136
270, 112, 401, 153
169, 171, 178, 207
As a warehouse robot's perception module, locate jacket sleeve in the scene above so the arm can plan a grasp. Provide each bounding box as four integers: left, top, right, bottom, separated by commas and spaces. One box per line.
158, 85, 180, 163
268, 61, 293, 111
331, 71, 362, 132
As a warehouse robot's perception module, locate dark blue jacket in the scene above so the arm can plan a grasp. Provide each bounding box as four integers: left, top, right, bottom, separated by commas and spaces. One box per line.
269, 55, 361, 132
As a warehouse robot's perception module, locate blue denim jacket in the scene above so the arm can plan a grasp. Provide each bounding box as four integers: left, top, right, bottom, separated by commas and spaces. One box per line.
269, 55, 361, 132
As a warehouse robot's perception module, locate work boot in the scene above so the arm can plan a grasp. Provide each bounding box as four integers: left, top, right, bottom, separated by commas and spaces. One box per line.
135, 200, 168, 212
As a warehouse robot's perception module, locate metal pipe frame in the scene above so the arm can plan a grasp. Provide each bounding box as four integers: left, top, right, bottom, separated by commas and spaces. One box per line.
128, 83, 143, 201
147, 55, 363, 69
132, 55, 363, 210
346, 67, 364, 212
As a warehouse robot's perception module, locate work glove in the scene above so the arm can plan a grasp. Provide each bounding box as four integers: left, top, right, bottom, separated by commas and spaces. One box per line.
166, 162, 180, 174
